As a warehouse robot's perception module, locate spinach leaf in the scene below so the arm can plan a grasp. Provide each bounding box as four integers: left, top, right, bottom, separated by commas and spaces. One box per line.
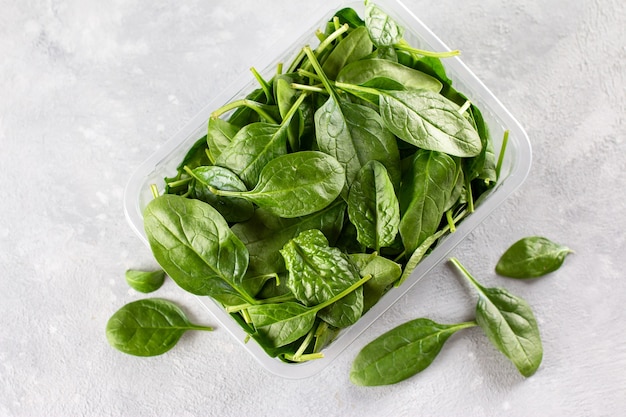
336, 58, 442, 93
175, 134, 210, 172
349, 253, 402, 311
364, 1, 404, 47
143, 194, 254, 305
280, 229, 363, 328
247, 302, 318, 348
378, 89, 482, 157
125, 269, 165, 293
333, 7, 365, 28
280, 229, 361, 307
321, 26, 373, 80
247, 273, 371, 347
187, 165, 254, 223
106, 298, 213, 356
231, 200, 346, 276
398, 150, 458, 256
496, 236, 573, 278
307, 47, 401, 190
350, 318, 475, 386
315, 96, 401, 189
215, 92, 308, 189
348, 160, 400, 251
207, 117, 239, 162
275, 76, 305, 151
317, 288, 363, 329
212, 151, 345, 218
450, 258, 543, 377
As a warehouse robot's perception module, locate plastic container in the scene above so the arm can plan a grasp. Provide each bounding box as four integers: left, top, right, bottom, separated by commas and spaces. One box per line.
123, 0, 531, 379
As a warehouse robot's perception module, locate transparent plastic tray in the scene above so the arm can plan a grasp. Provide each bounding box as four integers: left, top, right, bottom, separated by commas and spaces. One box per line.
123, 0, 531, 379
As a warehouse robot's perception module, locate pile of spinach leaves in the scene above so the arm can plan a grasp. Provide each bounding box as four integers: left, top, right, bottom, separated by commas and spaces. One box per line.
107, 2, 506, 362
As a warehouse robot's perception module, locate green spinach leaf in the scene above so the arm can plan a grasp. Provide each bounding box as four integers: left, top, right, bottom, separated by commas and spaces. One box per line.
321, 26, 373, 80
106, 298, 213, 356
207, 117, 239, 162
212, 151, 345, 218
125, 269, 165, 293
450, 258, 543, 377
364, 1, 404, 47
496, 236, 573, 278
336, 58, 442, 93
247, 273, 371, 347
378, 89, 482, 157
231, 200, 346, 276
348, 160, 400, 251
350, 318, 475, 386
187, 165, 254, 223
143, 194, 253, 305
398, 150, 458, 256
349, 253, 402, 311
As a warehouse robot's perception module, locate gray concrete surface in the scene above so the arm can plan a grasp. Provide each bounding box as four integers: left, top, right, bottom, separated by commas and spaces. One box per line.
1, 0, 625, 416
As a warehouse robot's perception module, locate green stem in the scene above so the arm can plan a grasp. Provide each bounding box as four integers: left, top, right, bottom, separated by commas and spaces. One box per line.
458, 100, 471, 115
316, 23, 349, 55
165, 177, 193, 189
395, 208, 468, 286
495, 129, 509, 180
297, 68, 322, 82
448, 257, 483, 291
312, 274, 373, 313
314, 28, 327, 43
394, 40, 460, 58
335, 81, 382, 97
188, 325, 214, 332
150, 184, 160, 199
210, 99, 278, 124
280, 89, 308, 127
290, 83, 327, 94
303, 46, 339, 103
283, 352, 324, 362
445, 209, 457, 233
250, 67, 273, 105
292, 325, 317, 360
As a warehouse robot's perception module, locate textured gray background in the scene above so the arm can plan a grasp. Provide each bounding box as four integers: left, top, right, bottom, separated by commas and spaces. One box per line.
1, 0, 625, 416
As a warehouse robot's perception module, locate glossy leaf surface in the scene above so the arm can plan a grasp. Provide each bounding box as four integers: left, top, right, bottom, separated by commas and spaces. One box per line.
348, 160, 400, 251
143, 195, 252, 304
496, 236, 572, 278
350, 318, 474, 386
106, 298, 213, 357
379, 89, 482, 157
125, 269, 165, 294
451, 258, 543, 377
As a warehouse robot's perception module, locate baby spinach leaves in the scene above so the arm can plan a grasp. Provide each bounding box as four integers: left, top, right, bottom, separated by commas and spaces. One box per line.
351, 319, 475, 386
496, 236, 573, 278
125, 269, 165, 293
109, 2, 510, 365
351, 256, 547, 386
398, 150, 458, 255
211, 151, 345, 218
143, 194, 253, 305
450, 258, 543, 377
348, 161, 399, 251
106, 298, 213, 357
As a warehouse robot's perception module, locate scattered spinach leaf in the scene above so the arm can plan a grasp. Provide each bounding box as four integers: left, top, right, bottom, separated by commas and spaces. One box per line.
450, 258, 543, 377
350, 318, 475, 386
496, 236, 573, 278
125, 269, 166, 293
106, 298, 213, 357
